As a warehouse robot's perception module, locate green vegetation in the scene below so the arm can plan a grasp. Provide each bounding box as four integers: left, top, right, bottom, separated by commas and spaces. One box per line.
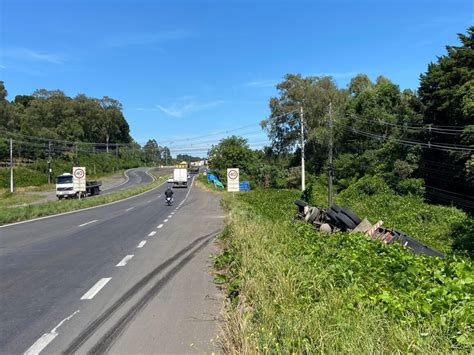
216, 188, 473, 353
0, 191, 42, 208
0, 175, 166, 225
207, 27, 473, 211
0, 86, 173, 187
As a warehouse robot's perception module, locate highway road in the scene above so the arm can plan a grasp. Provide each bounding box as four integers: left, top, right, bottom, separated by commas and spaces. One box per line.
0, 175, 224, 354
102, 167, 155, 194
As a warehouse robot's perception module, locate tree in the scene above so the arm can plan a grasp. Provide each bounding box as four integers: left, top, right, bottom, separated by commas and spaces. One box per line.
262, 74, 347, 155
208, 136, 256, 175
418, 26, 474, 207
143, 139, 161, 165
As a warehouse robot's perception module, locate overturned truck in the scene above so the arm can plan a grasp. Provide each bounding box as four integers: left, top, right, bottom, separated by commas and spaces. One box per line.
294, 200, 444, 258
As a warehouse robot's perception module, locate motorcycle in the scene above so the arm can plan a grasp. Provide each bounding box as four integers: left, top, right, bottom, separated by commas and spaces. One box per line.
166, 196, 173, 206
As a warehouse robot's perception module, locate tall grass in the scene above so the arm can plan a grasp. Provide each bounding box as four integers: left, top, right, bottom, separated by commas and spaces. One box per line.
216, 189, 473, 353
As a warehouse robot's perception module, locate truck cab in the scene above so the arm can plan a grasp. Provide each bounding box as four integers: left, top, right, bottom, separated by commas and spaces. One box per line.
56, 173, 75, 199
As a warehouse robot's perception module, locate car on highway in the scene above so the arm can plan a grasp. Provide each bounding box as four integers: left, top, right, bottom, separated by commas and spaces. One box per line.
167, 176, 173, 183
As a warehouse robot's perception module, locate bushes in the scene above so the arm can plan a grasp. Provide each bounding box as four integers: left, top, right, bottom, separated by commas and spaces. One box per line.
217, 189, 473, 353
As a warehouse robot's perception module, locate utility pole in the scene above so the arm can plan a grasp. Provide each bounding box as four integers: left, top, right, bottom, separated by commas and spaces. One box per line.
93, 146, 96, 175
106, 135, 109, 153
75, 144, 78, 165
300, 105, 305, 191
10, 138, 13, 193
47, 141, 52, 184
328, 102, 334, 207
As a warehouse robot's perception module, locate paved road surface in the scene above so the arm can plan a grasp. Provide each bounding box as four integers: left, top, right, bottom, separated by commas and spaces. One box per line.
0, 175, 224, 354
102, 167, 155, 194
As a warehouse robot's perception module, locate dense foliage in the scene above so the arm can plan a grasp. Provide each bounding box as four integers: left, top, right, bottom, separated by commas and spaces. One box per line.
259, 27, 474, 211
216, 188, 473, 353
0, 84, 173, 185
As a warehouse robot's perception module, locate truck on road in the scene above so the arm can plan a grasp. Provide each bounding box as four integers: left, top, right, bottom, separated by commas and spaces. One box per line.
173, 168, 188, 188
56, 173, 102, 199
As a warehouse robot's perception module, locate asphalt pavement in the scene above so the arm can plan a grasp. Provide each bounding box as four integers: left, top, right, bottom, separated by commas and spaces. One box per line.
101, 167, 155, 194
0, 175, 224, 354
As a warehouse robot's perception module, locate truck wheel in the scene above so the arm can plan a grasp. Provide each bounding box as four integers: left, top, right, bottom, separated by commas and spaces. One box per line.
335, 213, 357, 231
340, 207, 362, 225
330, 205, 342, 213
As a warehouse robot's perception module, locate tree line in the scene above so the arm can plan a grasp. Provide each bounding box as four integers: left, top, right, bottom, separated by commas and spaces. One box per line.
208, 27, 473, 210
0, 85, 174, 185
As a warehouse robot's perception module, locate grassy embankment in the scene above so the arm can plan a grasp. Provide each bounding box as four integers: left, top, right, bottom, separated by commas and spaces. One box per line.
0, 173, 166, 225
211, 179, 473, 353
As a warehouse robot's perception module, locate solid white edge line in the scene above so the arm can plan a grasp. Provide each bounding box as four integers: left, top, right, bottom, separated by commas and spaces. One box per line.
24, 310, 80, 355
78, 219, 98, 227
137, 240, 147, 248
104, 168, 131, 191
81, 278, 112, 300
148, 231, 157, 237
157, 224, 163, 229
0, 179, 167, 229
116, 255, 134, 267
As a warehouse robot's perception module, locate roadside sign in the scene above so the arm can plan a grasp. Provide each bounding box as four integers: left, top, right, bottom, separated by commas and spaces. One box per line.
73, 167, 86, 192
227, 168, 239, 192
239, 181, 250, 191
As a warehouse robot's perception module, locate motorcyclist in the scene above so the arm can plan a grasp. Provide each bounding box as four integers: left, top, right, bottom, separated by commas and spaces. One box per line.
165, 187, 174, 203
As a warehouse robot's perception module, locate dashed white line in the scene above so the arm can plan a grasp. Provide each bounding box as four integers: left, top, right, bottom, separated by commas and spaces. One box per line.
116, 255, 134, 267
137, 240, 147, 248
146, 200, 152, 203
148, 231, 157, 237
171, 212, 175, 215
125, 207, 135, 211
24, 310, 80, 355
80, 278, 112, 300
157, 224, 163, 229
167, 215, 172, 218
78, 219, 98, 227
163, 219, 169, 223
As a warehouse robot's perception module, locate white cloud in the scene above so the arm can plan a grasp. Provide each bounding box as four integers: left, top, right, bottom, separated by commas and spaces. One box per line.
244, 80, 278, 88
157, 99, 225, 118
106, 30, 192, 48
5, 48, 65, 64
0, 65, 5, 69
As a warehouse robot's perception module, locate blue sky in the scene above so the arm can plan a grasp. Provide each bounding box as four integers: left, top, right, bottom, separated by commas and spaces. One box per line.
1, 0, 472, 156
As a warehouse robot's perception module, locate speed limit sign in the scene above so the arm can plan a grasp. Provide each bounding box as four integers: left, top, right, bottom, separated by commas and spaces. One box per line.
74, 168, 85, 179
227, 168, 239, 192
73, 167, 86, 192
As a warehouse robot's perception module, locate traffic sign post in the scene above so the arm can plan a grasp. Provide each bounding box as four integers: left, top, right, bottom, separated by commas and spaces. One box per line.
227, 168, 240, 193
73, 167, 86, 199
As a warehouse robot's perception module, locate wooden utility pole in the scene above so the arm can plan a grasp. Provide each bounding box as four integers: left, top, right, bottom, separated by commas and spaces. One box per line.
328, 102, 334, 207
300, 105, 305, 191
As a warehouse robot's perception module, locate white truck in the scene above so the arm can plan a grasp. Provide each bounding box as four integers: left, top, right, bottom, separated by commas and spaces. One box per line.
56, 173, 102, 199
173, 168, 188, 188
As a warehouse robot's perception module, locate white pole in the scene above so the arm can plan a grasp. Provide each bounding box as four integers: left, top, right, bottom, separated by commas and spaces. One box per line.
10, 138, 13, 193
328, 102, 333, 207
300, 105, 305, 191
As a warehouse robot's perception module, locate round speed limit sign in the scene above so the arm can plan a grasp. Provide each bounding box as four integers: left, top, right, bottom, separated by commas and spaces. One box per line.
228, 169, 239, 180
74, 168, 85, 179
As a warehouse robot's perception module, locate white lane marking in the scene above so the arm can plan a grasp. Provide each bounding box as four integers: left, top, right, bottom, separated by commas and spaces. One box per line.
78, 219, 98, 227
81, 278, 112, 300
171, 212, 175, 215
157, 224, 164, 229
1, 180, 168, 229
148, 231, 157, 237
116, 255, 134, 267
24, 310, 80, 355
126, 207, 135, 211
163, 219, 169, 223
137, 240, 147, 248
146, 200, 152, 203
167, 215, 172, 218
